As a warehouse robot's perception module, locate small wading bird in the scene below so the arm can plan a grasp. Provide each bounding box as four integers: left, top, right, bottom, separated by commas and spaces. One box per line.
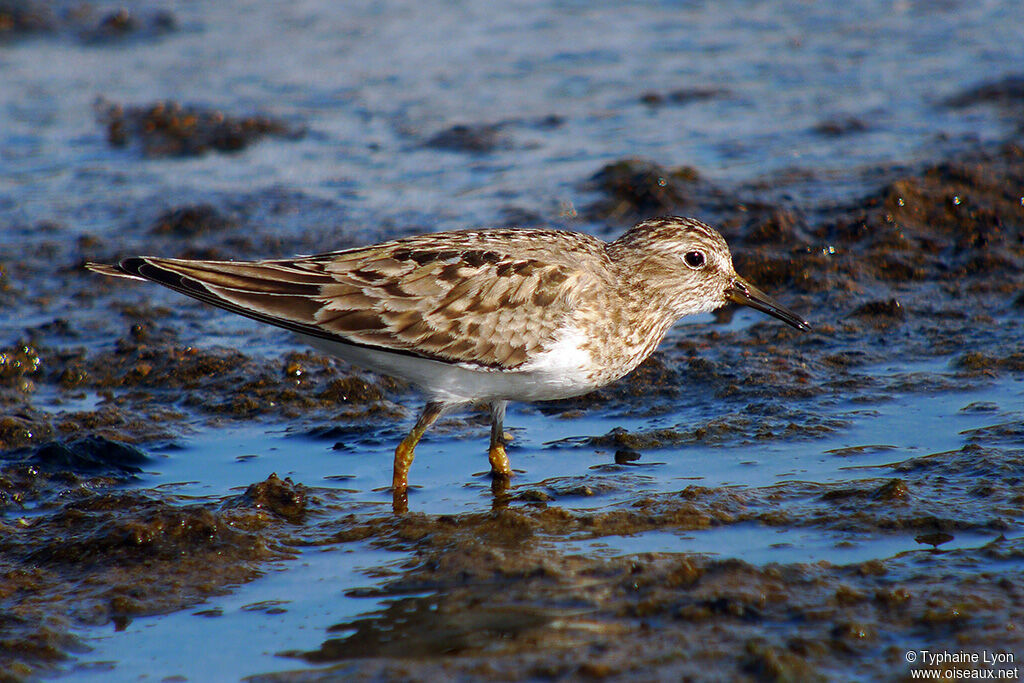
88, 216, 809, 511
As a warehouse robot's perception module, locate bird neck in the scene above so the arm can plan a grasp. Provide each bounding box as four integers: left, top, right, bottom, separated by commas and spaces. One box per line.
595, 247, 682, 370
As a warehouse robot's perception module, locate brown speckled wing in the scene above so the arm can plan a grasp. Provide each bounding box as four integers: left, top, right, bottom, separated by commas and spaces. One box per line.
112, 230, 603, 370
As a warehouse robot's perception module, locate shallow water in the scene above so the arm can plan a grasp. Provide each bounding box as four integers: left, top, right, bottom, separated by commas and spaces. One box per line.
3, 0, 1023, 245
128, 368, 1022, 514
3, 0, 1024, 680
53, 541, 394, 681
55, 371, 1024, 676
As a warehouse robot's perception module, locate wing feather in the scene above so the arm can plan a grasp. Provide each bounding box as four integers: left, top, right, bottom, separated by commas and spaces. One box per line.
86, 229, 611, 370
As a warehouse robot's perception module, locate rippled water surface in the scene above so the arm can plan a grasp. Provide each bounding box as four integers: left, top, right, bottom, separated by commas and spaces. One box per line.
4, 0, 1023, 238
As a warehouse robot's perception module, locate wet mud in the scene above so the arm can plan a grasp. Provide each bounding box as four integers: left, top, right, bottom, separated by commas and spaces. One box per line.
639, 87, 730, 108
1, 22, 1024, 682
0, 1, 175, 44
424, 123, 511, 154
4, 132, 1022, 679
422, 116, 564, 154
97, 100, 305, 158
252, 513, 1023, 682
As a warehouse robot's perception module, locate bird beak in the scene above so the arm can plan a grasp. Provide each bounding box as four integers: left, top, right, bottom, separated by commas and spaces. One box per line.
725, 276, 810, 331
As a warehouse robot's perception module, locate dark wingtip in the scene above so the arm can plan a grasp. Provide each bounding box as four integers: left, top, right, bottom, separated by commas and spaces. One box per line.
85, 257, 153, 282
117, 256, 149, 277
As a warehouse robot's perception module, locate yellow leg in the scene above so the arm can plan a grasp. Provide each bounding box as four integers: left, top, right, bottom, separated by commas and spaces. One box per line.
490, 471, 511, 510
488, 401, 513, 479
392, 402, 445, 493
488, 442, 513, 478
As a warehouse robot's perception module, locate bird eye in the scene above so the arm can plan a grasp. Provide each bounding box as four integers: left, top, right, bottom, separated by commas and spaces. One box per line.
683, 251, 706, 269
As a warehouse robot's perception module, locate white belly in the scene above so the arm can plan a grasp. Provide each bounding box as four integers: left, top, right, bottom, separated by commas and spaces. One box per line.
298, 329, 600, 404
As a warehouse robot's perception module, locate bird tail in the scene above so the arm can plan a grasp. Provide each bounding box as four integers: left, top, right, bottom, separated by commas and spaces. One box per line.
84, 261, 147, 281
